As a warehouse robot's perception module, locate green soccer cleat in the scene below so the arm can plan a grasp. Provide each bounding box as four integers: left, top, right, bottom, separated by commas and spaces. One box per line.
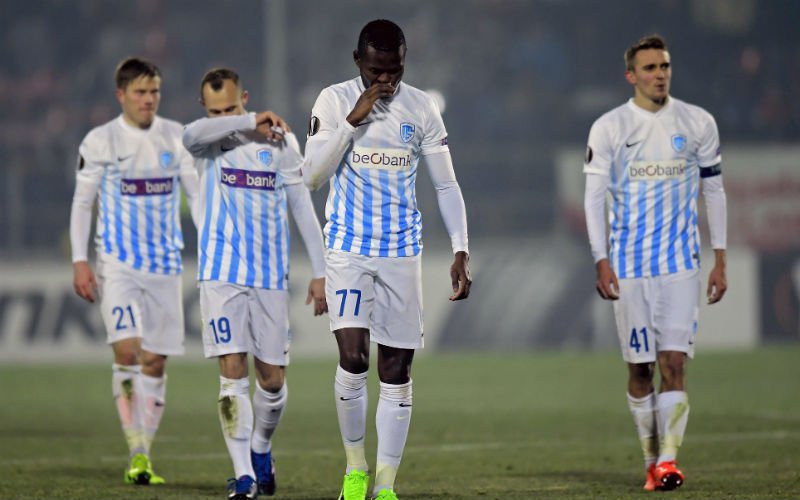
372, 488, 399, 500
123, 453, 165, 485
338, 469, 369, 500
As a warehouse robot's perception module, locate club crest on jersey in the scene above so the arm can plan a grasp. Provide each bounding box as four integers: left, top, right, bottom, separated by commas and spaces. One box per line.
671, 134, 687, 153
258, 149, 273, 166
400, 123, 415, 143
159, 151, 174, 168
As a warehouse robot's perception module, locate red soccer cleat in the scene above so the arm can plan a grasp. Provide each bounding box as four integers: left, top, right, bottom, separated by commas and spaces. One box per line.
643, 463, 658, 491
654, 460, 684, 491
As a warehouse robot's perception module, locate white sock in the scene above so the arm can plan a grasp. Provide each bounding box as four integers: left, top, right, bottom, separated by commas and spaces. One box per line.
112, 363, 145, 457
334, 366, 369, 473
218, 376, 255, 479
374, 380, 412, 495
656, 390, 690, 463
627, 392, 658, 468
140, 373, 167, 456
252, 382, 287, 454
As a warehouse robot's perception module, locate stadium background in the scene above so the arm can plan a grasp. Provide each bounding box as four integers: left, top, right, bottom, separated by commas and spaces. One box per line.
0, 1, 799, 498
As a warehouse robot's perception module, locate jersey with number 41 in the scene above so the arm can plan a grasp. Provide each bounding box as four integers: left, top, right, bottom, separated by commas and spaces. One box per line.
307, 77, 450, 258
583, 97, 721, 279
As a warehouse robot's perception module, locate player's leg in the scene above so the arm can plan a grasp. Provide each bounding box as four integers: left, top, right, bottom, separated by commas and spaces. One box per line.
132, 271, 185, 484
201, 281, 257, 498
651, 270, 699, 490
374, 345, 414, 499
327, 251, 374, 500
613, 277, 660, 490
249, 288, 292, 496
370, 254, 424, 499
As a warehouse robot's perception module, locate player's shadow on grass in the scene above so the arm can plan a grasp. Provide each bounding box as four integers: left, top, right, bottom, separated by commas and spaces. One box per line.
536, 468, 640, 490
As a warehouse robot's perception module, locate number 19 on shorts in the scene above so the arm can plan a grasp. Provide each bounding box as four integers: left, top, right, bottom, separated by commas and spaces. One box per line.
629, 327, 650, 353
209, 317, 231, 344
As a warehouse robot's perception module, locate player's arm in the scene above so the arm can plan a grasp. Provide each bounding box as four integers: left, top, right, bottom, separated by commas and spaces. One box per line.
424, 152, 471, 301
302, 89, 357, 191
182, 111, 289, 156
284, 133, 327, 316
698, 113, 727, 304
177, 146, 201, 228
584, 173, 619, 300
70, 140, 104, 303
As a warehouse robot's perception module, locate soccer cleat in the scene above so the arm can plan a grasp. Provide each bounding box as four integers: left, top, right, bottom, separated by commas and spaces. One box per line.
372, 488, 399, 500
227, 475, 258, 499
643, 463, 657, 491
251, 450, 276, 496
654, 460, 684, 491
123, 453, 165, 485
338, 469, 369, 500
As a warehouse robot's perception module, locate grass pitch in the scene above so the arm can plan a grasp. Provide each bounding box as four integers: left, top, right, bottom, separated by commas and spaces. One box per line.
1, 347, 799, 499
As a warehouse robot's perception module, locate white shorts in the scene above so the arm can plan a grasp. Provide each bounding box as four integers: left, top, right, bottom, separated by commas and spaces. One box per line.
613, 269, 700, 363
96, 256, 185, 356
199, 280, 291, 365
326, 250, 423, 349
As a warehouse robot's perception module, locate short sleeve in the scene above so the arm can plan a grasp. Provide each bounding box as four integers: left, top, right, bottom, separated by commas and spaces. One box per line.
583, 118, 613, 176
420, 93, 450, 156
697, 112, 721, 168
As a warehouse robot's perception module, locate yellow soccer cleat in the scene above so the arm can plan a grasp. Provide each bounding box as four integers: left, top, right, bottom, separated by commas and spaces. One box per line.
339, 469, 369, 500
123, 453, 165, 485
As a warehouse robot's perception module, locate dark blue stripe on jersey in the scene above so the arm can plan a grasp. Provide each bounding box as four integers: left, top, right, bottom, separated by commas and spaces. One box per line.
650, 181, 665, 276
700, 163, 721, 178
130, 196, 142, 270
680, 181, 694, 271
244, 188, 256, 287
114, 181, 127, 262
667, 179, 680, 274
359, 170, 374, 255
274, 197, 286, 290
210, 172, 229, 281
102, 182, 112, 254
618, 183, 632, 279
633, 182, 647, 278
226, 187, 241, 284
145, 196, 157, 273
378, 170, 391, 257
161, 187, 172, 274
327, 171, 342, 249
199, 168, 215, 279
260, 195, 271, 289
342, 166, 357, 252
396, 170, 409, 257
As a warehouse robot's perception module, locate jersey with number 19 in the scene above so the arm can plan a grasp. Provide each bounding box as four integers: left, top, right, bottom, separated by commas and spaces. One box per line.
307, 77, 449, 258
583, 97, 721, 279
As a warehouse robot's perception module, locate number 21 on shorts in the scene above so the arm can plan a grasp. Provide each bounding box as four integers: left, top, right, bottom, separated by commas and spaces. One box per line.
629, 327, 650, 353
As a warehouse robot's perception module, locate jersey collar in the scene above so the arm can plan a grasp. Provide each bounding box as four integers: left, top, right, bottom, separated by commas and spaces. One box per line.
626, 96, 673, 117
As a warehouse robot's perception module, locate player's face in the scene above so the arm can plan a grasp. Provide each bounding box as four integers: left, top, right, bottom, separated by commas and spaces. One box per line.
201, 79, 248, 117
626, 48, 671, 105
355, 45, 405, 92
116, 76, 160, 128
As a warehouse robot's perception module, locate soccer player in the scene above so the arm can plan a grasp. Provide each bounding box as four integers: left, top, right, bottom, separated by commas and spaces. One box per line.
583, 35, 728, 491
70, 57, 200, 485
182, 68, 327, 500
303, 19, 471, 500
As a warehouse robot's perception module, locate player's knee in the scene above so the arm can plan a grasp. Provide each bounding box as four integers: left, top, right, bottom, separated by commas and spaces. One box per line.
658, 353, 686, 388
339, 351, 369, 374
254, 365, 285, 393
378, 364, 410, 385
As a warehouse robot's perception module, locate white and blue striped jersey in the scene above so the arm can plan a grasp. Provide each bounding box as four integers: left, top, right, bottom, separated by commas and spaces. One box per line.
184, 114, 303, 289
583, 97, 721, 279
76, 115, 195, 275
307, 77, 450, 257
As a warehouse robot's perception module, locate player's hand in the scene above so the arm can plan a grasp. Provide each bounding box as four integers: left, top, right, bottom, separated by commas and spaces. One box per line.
255, 110, 291, 141
306, 277, 328, 316
707, 262, 727, 304
449, 251, 472, 301
73, 261, 98, 303
346, 83, 396, 126
595, 259, 620, 300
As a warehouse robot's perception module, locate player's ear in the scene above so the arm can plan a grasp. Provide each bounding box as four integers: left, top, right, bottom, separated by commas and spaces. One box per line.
241, 90, 249, 106
353, 50, 360, 65
115, 87, 124, 104
625, 70, 636, 85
